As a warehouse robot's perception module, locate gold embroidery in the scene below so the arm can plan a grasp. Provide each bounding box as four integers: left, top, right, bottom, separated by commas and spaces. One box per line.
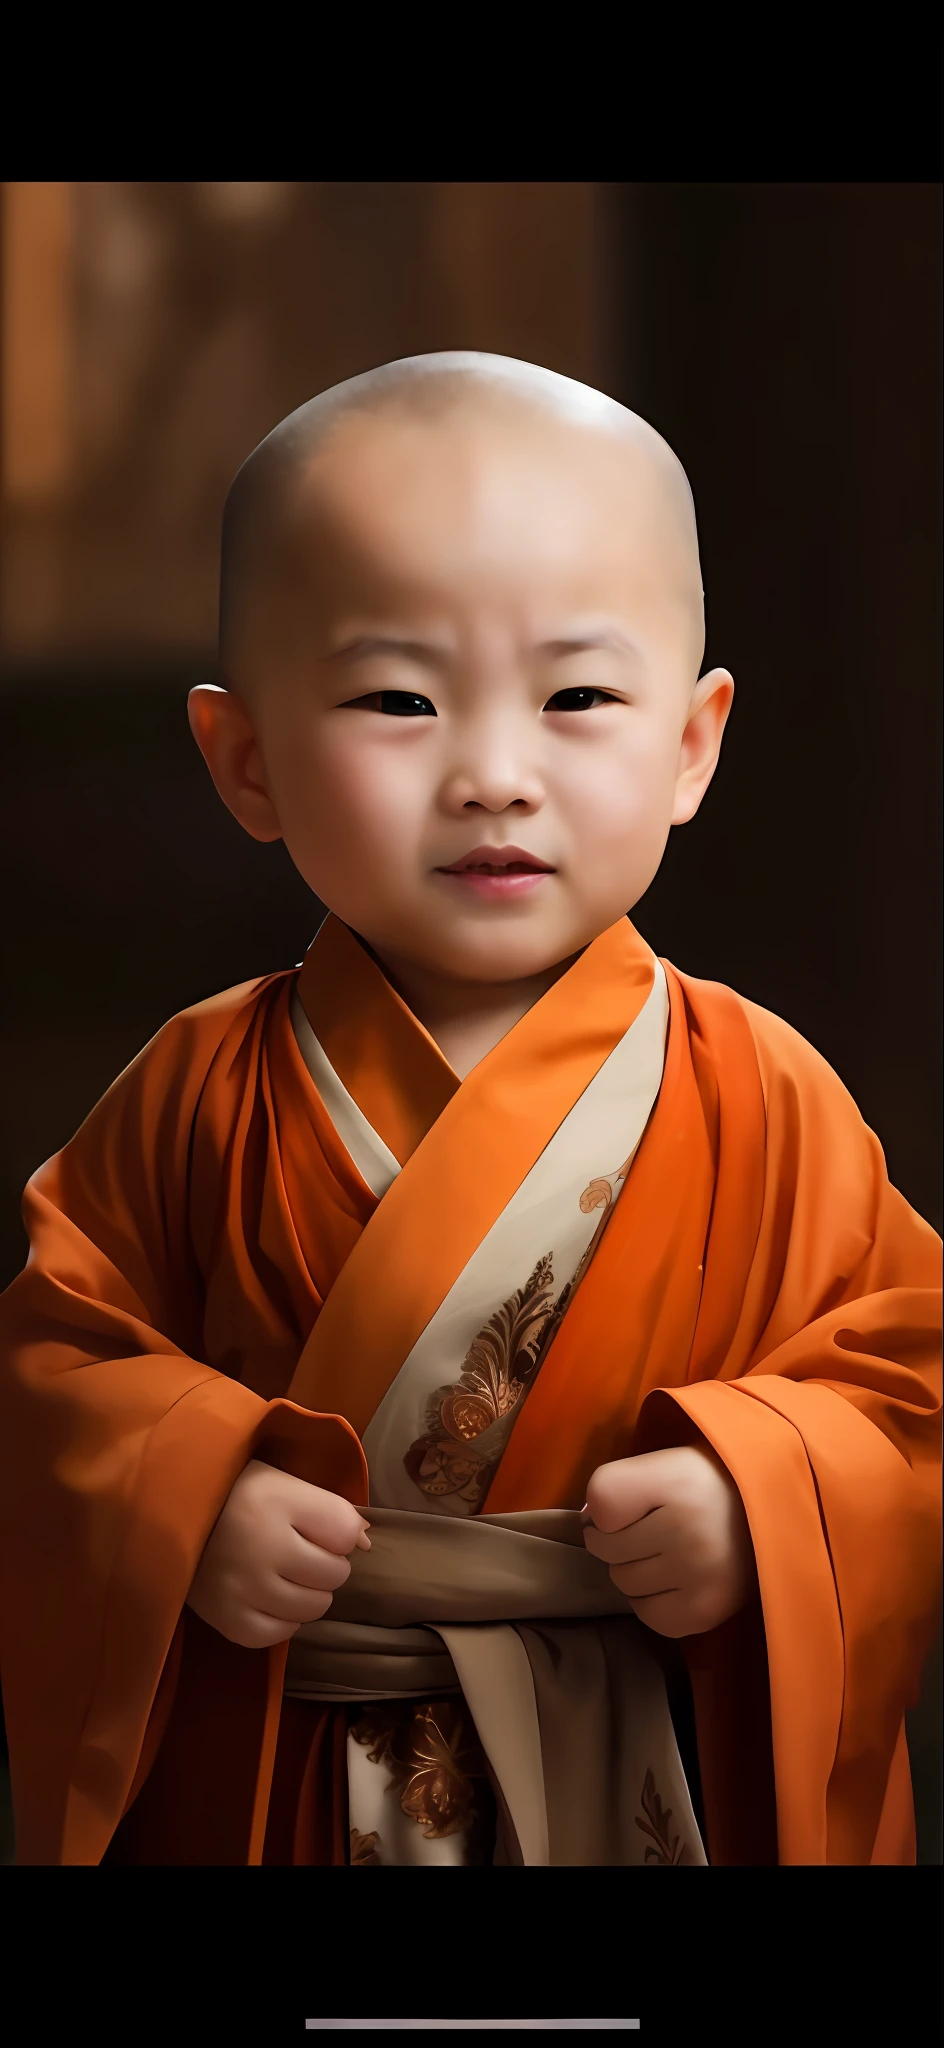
635, 1767, 691, 1864
350, 1700, 489, 1842
403, 1154, 637, 1510
404, 1253, 556, 1508
349, 1702, 399, 1772
349, 1827, 382, 1865
550, 1152, 636, 1320
576, 1150, 634, 1266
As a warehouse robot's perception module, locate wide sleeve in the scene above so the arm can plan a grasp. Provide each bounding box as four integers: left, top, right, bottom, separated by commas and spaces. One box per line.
0, 1005, 366, 1867
638, 997, 942, 1866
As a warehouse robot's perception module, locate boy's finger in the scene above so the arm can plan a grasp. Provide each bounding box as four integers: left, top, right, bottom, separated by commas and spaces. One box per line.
290, 1489, 370, 1555
584, 1451, 675, 1533
279, 1531, 356, 1592
276, 1540, 356, 1605
583, 1509, 668, 1565
609, 1556, 678, 1602
237, 1610, 302, 1650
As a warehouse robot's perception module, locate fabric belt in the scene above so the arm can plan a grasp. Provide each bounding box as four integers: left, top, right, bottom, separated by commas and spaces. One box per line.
284, 1506, 706, 1867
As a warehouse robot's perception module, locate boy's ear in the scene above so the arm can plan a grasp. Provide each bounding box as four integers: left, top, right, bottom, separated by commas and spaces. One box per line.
187, 684, 283, 843
671, 668, 735, 827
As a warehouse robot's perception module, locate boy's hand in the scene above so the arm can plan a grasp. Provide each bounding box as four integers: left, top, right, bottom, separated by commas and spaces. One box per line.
187, 1458, 371, 1649
582, 1444, 757, 1639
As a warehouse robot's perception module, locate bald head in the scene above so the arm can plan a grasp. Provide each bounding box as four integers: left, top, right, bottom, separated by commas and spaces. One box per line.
219, 352, 704, 681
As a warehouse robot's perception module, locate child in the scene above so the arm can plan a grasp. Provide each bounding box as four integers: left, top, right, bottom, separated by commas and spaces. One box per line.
0, 353, 939, 1866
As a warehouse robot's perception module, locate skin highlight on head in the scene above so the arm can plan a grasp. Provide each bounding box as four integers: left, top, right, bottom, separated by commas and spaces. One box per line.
191, 352, 733, 1077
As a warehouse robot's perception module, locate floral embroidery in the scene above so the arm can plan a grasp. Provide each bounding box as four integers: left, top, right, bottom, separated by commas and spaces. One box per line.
404, 1253, 556, 1508
403, 1153, 635, 1510
349, 1827, 382, 1865
577, 1151, 635, 1263
634, 1767, 691, 1864
350, 1700, 490, 1842
351, 1703, 397, 1769
541, 1151, 636, 1343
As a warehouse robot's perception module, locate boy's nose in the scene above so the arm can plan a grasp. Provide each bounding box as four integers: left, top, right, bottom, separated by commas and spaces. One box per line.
439, 744, 545, 816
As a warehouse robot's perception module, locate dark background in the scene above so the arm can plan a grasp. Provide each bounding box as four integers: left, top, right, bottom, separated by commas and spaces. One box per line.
0, 182, 940, 1861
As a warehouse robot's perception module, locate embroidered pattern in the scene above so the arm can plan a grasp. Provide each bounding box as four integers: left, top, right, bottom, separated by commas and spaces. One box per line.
349, 1827, 382, 1865
635, 1767, 690, 1864
577, 1150, 635, 1267
403, 1253, 556, 1508
350, 1700, 490, 1842
404, 1154, 635, 1510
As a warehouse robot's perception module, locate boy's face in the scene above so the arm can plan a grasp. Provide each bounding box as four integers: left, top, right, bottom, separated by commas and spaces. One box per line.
198, 404, 732, 987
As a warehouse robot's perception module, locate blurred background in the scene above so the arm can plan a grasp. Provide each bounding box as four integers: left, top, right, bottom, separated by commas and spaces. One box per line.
0, 181, 940, 1861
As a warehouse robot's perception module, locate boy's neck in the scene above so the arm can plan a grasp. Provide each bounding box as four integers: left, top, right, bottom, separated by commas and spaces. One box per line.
366, 944, 583, 1082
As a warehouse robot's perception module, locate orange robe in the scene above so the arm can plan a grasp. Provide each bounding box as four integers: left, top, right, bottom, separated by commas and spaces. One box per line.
0, 915, 939, 1865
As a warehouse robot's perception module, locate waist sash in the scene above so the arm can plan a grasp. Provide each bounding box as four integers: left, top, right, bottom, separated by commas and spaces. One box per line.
284, 1506, 706, 1867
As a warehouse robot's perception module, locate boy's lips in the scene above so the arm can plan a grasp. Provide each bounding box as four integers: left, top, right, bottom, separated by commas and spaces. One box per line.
437, 845, 556, 873
435, 845, 556, 899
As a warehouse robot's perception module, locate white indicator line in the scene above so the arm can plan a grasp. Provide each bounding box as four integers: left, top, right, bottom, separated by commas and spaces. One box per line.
304, 2025, 641, 2033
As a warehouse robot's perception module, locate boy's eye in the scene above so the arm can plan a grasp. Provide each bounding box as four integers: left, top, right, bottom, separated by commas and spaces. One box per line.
544, 686, 616, 712
355, 690, 437, 717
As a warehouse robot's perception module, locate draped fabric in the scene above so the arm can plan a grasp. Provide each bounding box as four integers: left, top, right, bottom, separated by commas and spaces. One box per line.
280, 1505, 706, 1867
0, 915, 938, 1865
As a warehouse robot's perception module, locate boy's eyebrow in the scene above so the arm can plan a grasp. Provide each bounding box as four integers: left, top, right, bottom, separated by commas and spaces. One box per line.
538, 631, 642, 662
326, 629, 643, 666
327, 635, 448, 667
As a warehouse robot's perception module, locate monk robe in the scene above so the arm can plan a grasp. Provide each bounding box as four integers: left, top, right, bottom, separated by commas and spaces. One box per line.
0, 915, 939, 1865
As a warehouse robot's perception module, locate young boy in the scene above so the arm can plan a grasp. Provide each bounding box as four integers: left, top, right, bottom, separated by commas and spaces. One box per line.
0, 352, 939, 1867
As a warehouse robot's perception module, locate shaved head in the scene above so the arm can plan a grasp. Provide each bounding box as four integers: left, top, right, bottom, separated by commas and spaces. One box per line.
219, 352, 705, 682
195, 351, 732, 1012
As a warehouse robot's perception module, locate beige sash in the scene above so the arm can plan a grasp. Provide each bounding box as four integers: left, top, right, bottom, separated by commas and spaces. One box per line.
285, 1506, 706, 1868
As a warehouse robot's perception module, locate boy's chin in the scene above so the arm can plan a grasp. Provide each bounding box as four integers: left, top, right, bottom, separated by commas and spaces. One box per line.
424, 922, 595, 986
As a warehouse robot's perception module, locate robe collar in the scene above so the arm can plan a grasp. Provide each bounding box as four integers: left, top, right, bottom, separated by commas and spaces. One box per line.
288, 911, 658, 1428
295, 911, 657, 1167
296, 915, 457, 1167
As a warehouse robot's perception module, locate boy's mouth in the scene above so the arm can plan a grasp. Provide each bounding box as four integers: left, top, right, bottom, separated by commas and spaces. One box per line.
437, 845, 555, 874
435, 845, 556, 898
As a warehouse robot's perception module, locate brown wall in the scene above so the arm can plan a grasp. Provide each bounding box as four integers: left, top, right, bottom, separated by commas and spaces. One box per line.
1, 182, 611, 661
624, 183, 942, 1232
